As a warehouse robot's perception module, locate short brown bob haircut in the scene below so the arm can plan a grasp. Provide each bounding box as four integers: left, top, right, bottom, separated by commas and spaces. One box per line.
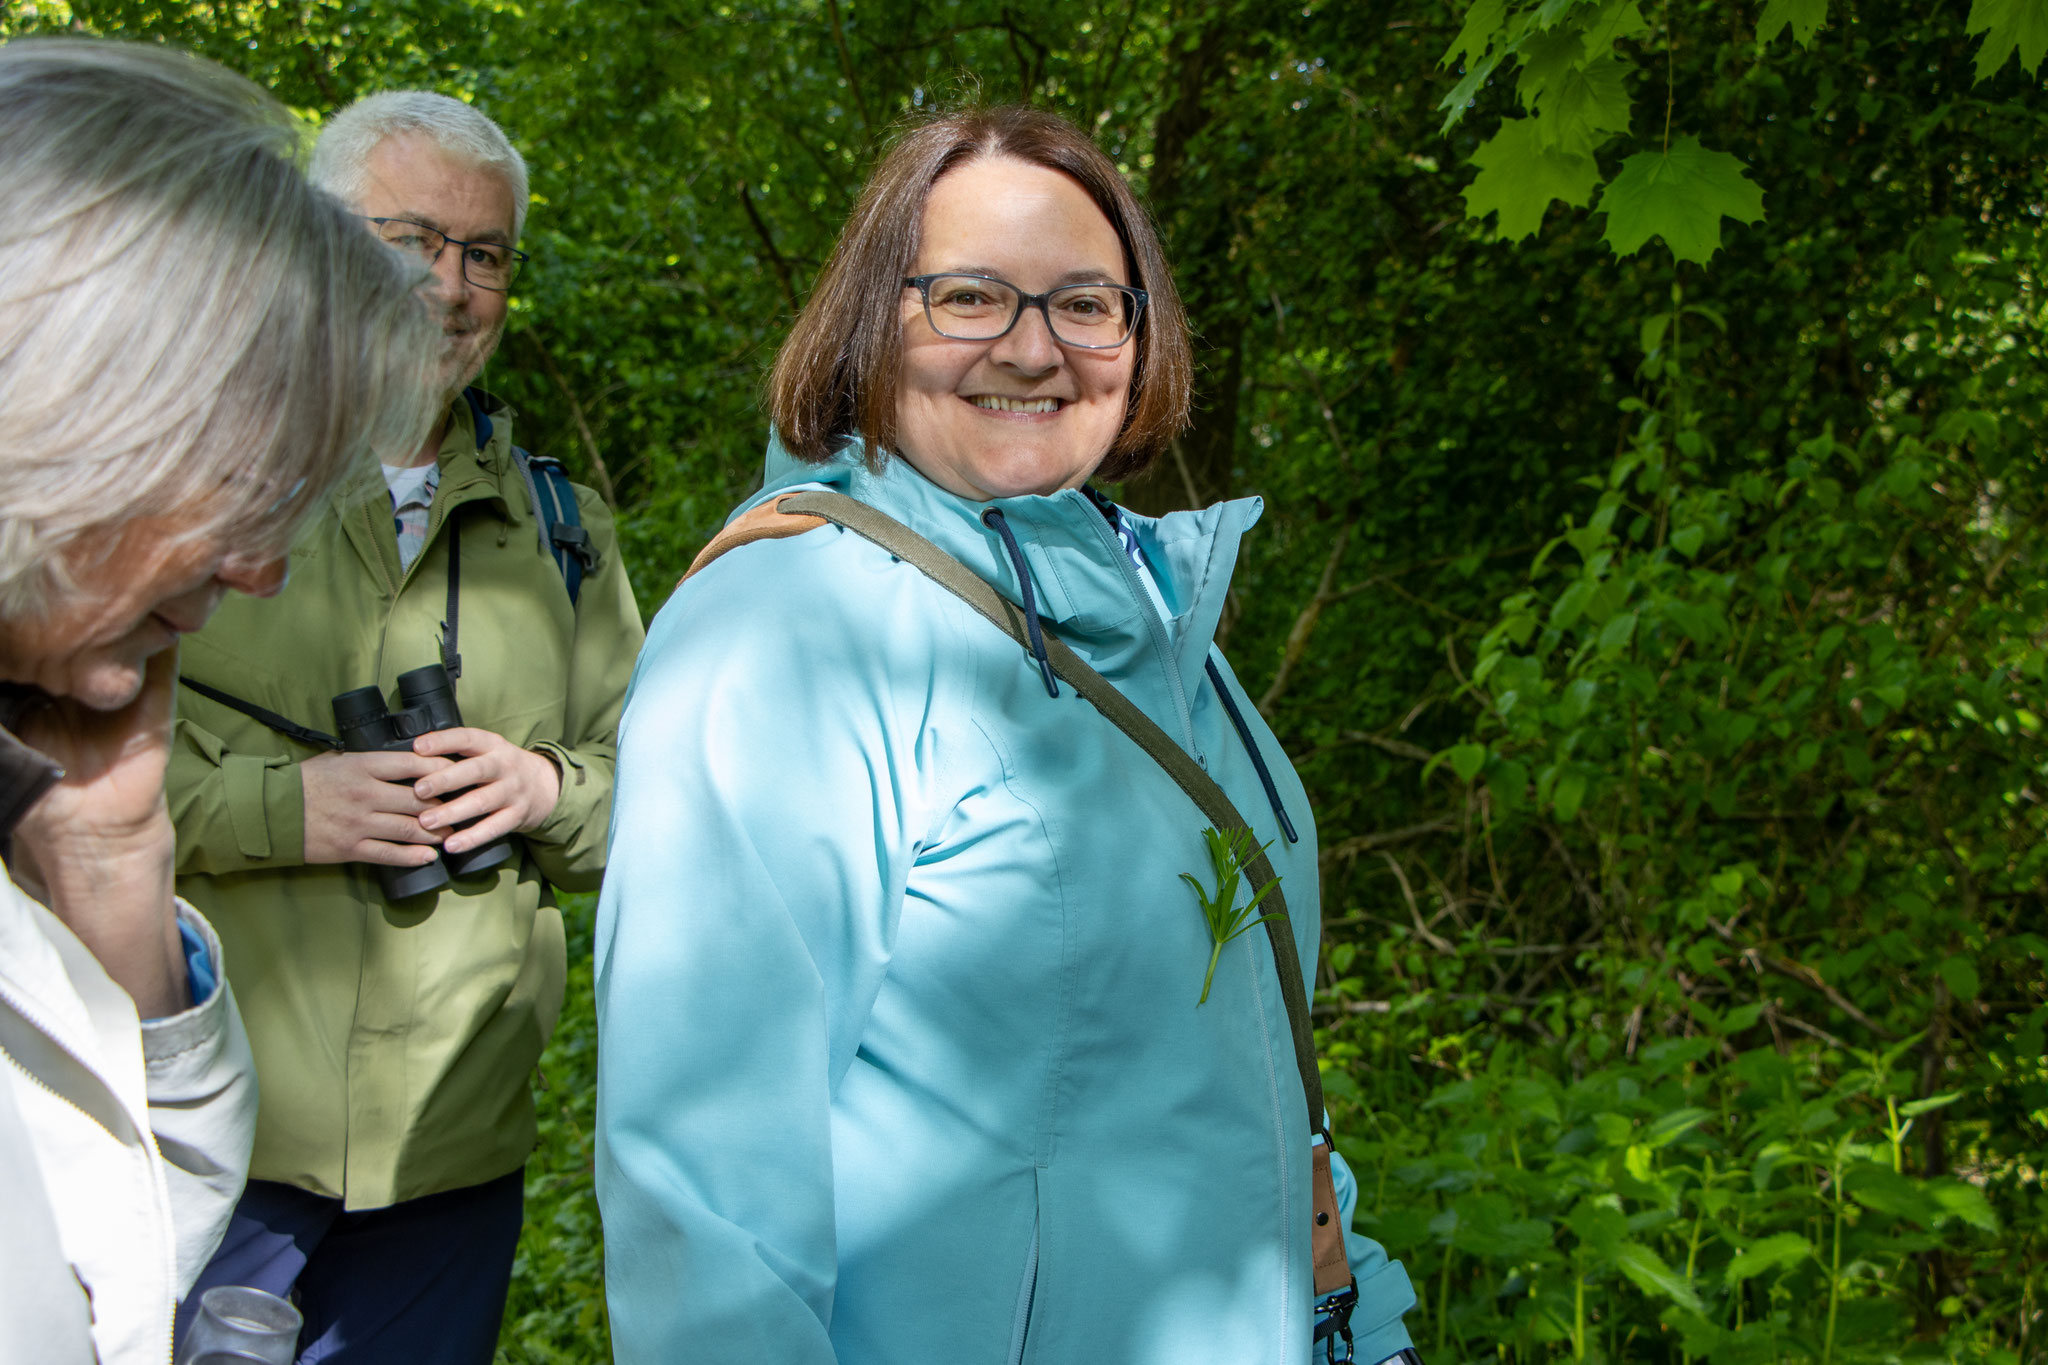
766, 105, 1192, 483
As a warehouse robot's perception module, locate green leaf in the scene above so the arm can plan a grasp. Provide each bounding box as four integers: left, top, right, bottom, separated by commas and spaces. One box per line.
1529, 57, 1633, 155
1580, 0, 1649, 60
1462, 118, 1600, 241
1669, 523, 1705, 558
1937, 954, 1981, 1002
1453, 1192, 1554, 1259
1595, 136, 1766, 265
1443, 0, 1509, 67
1723, 1232, 1813, 1285
1641, 1106, 1713, 1147
1597, 611, 1637, 655
1899, 1091, 1963, 1118
1551, 577, 1599, 630
1848, 1166, 1945, 1226
1966, 0, 2048, 80
1756, 0, 1829, 47
1506, 1076, 1560, 1122
1517, 25, 1585, 97
1446, 742, 1489, 782
1487, 758, 1531, 813
1929, 1178, 2000, 1232
1613, 1241, 1704, 1313
1553, 770, 1589, 821
1438, 50, 1505, 134
1568, 1200, 1628, 1257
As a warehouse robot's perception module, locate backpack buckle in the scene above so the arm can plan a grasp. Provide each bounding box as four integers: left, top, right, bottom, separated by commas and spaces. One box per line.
550, 523, 598, 572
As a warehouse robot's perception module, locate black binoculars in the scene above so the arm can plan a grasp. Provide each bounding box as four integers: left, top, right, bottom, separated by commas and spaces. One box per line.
331, 663, 515, 901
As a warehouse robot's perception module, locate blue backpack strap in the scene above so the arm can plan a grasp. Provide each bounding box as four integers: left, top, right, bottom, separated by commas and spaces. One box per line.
512, 445, 596, 606
468, 387, 596, 607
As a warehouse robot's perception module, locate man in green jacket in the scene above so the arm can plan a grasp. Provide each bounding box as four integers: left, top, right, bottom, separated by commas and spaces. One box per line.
167, 91, 644, 1364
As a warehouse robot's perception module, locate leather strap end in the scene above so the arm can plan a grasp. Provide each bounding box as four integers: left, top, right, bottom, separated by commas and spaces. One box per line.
680, 494, 828, 585
1311, 1140, 1353, 1296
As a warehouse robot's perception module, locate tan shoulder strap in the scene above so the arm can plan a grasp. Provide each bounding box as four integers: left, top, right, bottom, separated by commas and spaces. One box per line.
695, 486, 1354, 1299
775, 492, 1328, 1126
680, 494, 828, 586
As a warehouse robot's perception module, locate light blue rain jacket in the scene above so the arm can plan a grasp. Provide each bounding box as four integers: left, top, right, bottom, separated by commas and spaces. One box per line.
595, 440, 1416, 1364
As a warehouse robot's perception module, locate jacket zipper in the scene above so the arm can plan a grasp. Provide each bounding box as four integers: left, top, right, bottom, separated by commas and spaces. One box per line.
0, 979, 127, 1142
1005, 1216, 1040, 1365
1, 976, 181, 1362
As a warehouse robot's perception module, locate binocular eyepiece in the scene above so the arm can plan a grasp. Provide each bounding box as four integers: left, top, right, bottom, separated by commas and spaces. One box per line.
332, 663, 514, 900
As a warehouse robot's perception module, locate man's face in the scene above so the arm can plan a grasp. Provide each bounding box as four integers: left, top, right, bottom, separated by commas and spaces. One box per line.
355, 133, 518, 403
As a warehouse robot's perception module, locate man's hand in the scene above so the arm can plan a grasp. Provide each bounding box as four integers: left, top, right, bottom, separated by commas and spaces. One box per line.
410, 728, 561, 854
12, 648, 188, 1018
301, 749, 453, 867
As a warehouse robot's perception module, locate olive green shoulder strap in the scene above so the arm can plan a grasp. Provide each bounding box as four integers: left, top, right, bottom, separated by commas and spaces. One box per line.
777, 488, 1328, 1139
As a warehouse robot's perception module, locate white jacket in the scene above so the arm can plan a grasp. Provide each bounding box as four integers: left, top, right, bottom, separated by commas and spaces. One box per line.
1, 721, 258, 1365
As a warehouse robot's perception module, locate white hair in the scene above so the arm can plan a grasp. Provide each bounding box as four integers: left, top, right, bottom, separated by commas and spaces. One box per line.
310, 90, 530, 238
0, 38, 440, 622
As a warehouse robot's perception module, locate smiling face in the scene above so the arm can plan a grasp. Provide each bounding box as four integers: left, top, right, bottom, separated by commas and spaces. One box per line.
354, 133, 517, 406
893, 155, 1137, 502
0, 522, 286, 709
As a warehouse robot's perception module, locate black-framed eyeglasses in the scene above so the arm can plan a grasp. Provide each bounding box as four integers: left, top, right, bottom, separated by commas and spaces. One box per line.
365, 217, 528, 292
904, 273, 1147, 349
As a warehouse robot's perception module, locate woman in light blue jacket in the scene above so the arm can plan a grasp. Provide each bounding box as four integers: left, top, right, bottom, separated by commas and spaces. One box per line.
596, 105, 1418, 1365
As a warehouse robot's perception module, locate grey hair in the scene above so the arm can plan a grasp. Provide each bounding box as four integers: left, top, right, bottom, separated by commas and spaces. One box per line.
310, 90, 530, 238
0, 38, 440, 623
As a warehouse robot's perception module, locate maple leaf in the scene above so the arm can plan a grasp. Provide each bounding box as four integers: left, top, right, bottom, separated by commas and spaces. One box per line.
1580, 0, 1649, 60
1596, 136, 1766, 265
1528, 56, 1632, 155
1517, 25, 1586, 101
1966, 0, 2048, 81
1463, 118, 1601, 242
1442, 0, 1507, 68
1756, 0, 1829, 47
1438, 49, 1504, 134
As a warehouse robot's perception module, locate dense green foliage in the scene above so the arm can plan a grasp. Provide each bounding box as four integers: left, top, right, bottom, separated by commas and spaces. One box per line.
5, 1, 2041, 1360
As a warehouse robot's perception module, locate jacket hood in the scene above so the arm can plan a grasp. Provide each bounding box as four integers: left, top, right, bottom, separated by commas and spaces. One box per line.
751, 433, 1262, 710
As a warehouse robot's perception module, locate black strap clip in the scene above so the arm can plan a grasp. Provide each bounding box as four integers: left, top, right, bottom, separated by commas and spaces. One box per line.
550, 523, 599, 573
1314, 1283, 1359, 1364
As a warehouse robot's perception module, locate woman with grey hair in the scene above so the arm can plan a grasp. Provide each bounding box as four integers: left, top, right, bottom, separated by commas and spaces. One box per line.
0, 37, 436, 1364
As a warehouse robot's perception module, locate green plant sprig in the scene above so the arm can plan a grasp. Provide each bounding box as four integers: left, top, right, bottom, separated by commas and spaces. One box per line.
1181, 826, 1287, 1006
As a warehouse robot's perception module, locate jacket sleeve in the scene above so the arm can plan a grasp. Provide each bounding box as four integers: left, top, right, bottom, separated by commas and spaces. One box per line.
524, 487, 644, 892
142, 902, 258, 1295
1332, 1138, 1419, 1361
594, 538, 936, 1365
166, 714, 309, 875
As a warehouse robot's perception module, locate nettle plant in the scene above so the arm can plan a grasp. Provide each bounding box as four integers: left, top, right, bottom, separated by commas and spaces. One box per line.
1336, 1025, 2007, 1365
1332, 4, 2048, 1363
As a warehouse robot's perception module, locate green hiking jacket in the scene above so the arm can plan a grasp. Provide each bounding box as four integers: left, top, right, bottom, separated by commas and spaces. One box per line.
168, 393, 644, 1210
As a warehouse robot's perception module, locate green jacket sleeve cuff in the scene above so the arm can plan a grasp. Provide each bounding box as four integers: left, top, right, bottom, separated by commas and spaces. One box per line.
221, 752, 306, 863
526, 741, 596, 841
522, 741, 614, 891
170, 722, 307, 875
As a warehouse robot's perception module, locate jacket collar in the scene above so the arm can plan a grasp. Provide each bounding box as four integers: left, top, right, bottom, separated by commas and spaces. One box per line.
334, 391, 526, 589
0, 686, 61, 855
753, 434, 1262, 702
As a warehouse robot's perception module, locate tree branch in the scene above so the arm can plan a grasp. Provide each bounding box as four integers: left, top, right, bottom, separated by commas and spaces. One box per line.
825, 0, 872, 133
1257, 520, 1352, 716
736, 181, 799, 317
1320, 819, 1458, 865
1710, 917, 1899, 1040
527, 331, 618, 508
